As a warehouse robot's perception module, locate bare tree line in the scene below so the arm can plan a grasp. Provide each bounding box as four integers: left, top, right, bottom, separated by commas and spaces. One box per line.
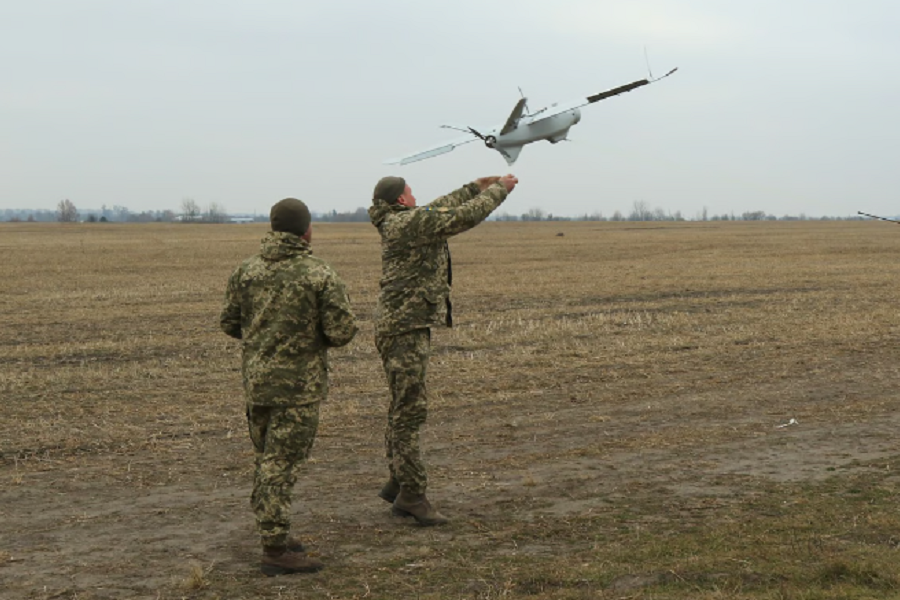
493, 200, 866, 222
180, 198, 228, 223
0, 197, 884, 224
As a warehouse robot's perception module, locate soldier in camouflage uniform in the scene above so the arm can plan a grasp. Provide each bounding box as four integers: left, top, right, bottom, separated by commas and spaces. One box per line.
369, 174, 519, 525
220, 198, 358, 575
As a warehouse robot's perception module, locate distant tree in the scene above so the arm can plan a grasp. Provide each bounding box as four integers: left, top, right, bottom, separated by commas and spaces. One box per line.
86, 214, 98, 223
99, 216, 108, 222
205, 202, 228, 223
610, 210, 624, 222
742, 211, 766, 221
113, 205, 130, 222
329, 207, 369, 222
57, 199, 78, 222
128, 211, 155, 222
27, 215, 35, 222
181, 198, 200, 221
520, 208, 545, 222
629, 200, 653, 221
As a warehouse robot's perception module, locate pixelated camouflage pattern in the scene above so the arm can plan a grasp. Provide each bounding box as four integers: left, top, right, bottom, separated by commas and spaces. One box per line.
220, 231, 358, 406
368, 181, 508, 336
247, 402, 320, 547
376, 329, 430, 495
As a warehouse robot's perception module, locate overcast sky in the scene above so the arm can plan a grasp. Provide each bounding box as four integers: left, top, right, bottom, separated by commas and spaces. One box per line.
2, 0, 899, 218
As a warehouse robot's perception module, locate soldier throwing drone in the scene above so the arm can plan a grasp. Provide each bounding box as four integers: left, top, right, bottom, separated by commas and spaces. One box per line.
368, 174, 519, 526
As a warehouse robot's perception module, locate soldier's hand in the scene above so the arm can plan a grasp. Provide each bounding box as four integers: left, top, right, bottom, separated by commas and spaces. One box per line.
475, 176, 501, 191
500, 174, 518, 193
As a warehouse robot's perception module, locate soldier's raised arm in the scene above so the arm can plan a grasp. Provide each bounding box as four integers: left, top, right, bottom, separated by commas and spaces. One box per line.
219, 268, 243, 340
318, 268, 358, 348
408, 176, 516, 242
426, 177, 500, 210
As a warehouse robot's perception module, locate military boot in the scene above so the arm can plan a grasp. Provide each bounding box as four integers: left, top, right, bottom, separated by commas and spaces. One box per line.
392, 489, 449, 526
378, 478, 401, 504
260, 546, 324, 576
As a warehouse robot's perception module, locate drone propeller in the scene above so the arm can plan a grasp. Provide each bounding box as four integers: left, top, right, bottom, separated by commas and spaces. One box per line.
467, 127, 497, 148
439, 124, 498, 148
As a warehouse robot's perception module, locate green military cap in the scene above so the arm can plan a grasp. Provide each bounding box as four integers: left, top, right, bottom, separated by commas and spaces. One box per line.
373, 176, 406, 203
270, 198, 311, 237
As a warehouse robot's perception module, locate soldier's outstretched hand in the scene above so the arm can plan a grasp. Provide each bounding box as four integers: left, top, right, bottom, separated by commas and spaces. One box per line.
475, 176, 502, 191
500, 174, 518, 193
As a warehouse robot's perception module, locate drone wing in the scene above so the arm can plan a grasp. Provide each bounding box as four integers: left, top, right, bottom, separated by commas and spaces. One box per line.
530, 67, 678, 124
384, 135, 478, 166
499, 98, 528, 136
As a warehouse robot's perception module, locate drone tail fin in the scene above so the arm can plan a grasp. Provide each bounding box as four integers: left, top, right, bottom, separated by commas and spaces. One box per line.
498, 145, 523, 165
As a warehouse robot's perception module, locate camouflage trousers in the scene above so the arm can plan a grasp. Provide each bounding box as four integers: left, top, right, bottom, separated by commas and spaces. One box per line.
246, 402, 320, 548
376, 328, 430, 495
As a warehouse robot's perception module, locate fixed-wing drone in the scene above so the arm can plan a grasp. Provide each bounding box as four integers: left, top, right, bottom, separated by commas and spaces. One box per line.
385, 67, 677, 166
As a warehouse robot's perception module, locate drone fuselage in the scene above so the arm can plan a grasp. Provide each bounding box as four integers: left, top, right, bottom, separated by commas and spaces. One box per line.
492, 108, 582, 149
468, 107, 583, 164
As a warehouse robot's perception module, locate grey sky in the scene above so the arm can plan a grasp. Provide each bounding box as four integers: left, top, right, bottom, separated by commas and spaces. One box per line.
2, 0, 898, 218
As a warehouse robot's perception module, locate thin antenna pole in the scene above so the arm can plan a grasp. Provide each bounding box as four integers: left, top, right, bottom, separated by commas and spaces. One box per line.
858, 211, 900, 224
644, 45, 654, 80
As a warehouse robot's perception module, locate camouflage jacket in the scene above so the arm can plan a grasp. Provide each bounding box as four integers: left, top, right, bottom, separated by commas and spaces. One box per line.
219, 231, 358, 406
368, 181, 508, 336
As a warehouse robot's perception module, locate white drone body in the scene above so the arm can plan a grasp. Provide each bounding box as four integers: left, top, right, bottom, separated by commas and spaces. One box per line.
385, 68, 677, 167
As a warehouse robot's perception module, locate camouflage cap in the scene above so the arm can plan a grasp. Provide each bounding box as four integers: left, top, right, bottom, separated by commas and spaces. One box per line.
373, 176, 406, 204
270, 198, 311, 237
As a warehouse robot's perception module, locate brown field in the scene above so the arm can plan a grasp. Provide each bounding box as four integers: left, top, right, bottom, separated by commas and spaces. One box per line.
1, 220, 900, 600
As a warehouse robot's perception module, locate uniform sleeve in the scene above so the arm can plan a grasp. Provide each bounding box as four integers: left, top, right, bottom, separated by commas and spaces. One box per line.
219, 268, 243, 340
319, 269, 358, 348
425, 182, 480, 209
408, 182, 508, 243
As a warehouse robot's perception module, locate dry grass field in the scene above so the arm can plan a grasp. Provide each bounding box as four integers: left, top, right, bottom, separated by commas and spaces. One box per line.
2, 219, 900, 600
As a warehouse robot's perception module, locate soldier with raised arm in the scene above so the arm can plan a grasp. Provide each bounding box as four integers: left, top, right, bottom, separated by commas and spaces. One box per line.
368, 174, 519, 525
220, 198, 357, 575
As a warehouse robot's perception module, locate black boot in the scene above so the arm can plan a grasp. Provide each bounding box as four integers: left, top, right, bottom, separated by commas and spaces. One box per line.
260, 545, 324, 576
392, 489, 449, 526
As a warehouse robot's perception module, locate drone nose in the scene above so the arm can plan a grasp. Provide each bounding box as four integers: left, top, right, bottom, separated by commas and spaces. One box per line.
571, 108, 582, 124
